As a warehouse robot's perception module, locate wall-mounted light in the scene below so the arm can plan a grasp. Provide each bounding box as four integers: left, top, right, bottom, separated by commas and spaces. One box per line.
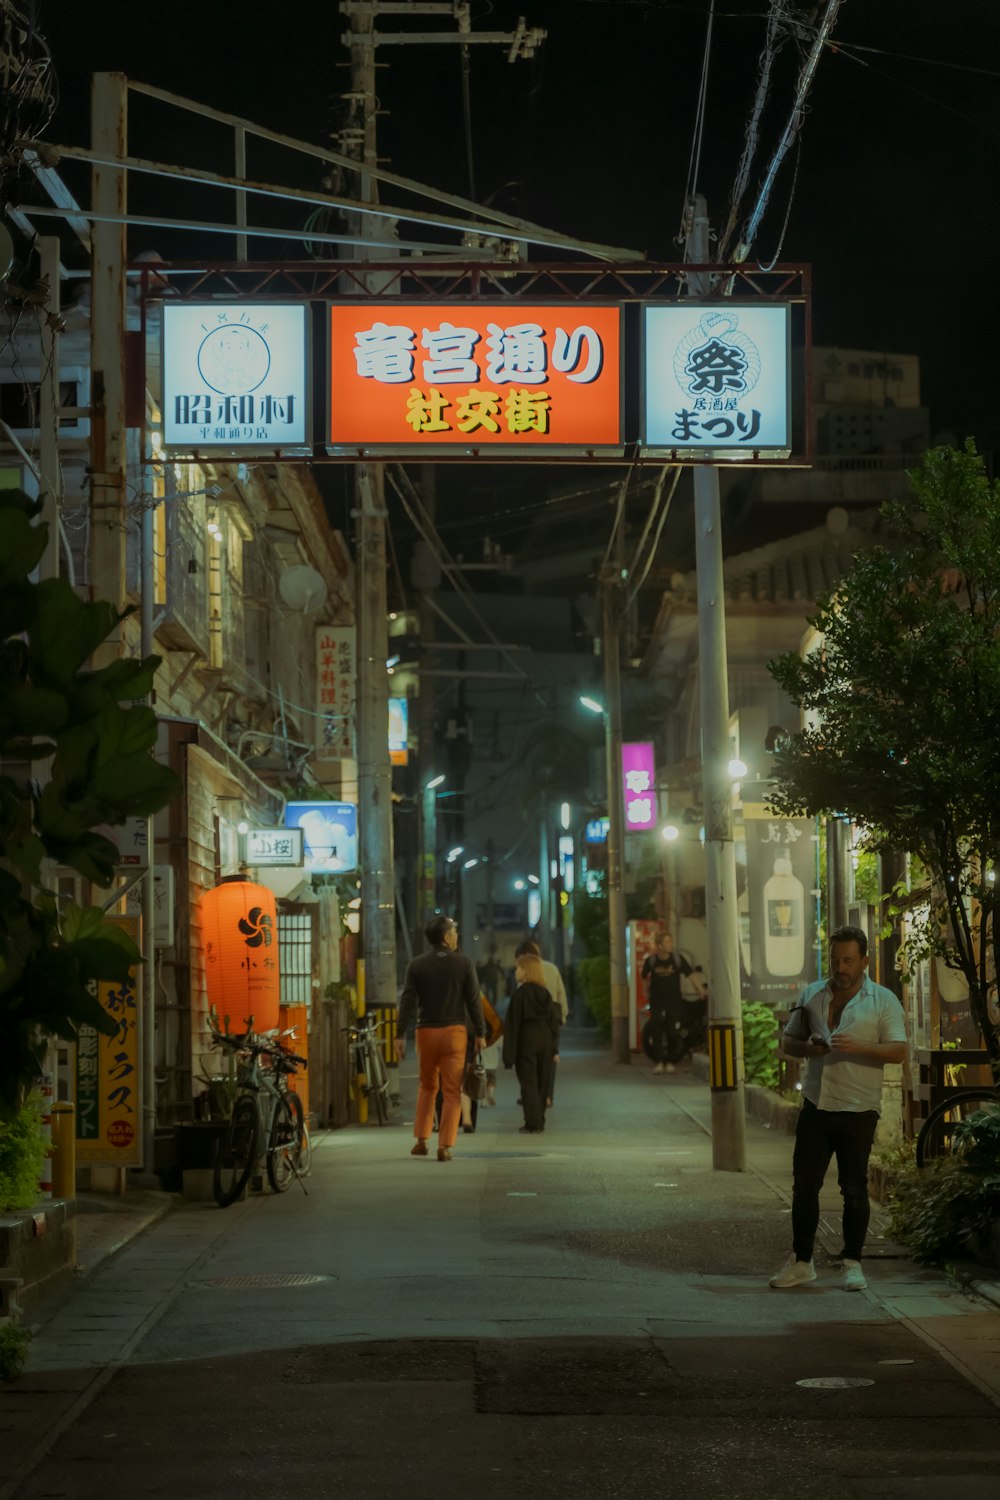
237, 820, 250, 836
727, 757, 748, 780
661, 823, 680, 842
560, 802, 571, 830
463, 858, 479, 870
513, 878, 526, 891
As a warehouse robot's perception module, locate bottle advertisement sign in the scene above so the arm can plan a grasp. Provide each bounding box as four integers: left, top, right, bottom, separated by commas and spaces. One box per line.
739, 793, 818, 1003
642, 303, 791, 457
162, 303, 310, 453
328, 303, 622, 453
284, 801, 358, 874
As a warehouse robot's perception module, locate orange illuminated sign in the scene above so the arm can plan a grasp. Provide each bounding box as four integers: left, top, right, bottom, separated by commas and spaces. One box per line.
328, 303, 622, 453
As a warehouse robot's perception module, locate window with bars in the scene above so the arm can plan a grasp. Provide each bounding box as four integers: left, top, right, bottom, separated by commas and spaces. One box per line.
278, 912, 313, 1009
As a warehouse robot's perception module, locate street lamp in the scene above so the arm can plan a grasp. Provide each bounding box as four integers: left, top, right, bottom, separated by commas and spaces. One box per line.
579, 695, 604, 715
727, 757, 748, 780
661, 823, 680, 842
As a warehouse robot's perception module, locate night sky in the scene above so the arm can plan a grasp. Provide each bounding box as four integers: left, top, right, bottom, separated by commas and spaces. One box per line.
26, 0, 1000, 552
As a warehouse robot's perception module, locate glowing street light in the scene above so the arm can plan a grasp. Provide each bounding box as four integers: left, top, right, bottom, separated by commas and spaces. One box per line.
661, 823, 680, 842
513, 878, 526, 891
425, 774, 446, 790
727, 757, 748, 780
579, 695, 604, 715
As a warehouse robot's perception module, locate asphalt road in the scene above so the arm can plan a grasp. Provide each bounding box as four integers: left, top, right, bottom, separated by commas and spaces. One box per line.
3, 1033, 1000, 1499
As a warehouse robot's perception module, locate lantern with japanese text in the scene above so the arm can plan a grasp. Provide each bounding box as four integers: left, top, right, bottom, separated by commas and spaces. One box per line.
199, 876, 281, 1034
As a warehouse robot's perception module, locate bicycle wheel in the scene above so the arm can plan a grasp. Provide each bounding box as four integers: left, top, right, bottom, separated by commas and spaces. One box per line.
213, 1095, 259, 1207
366, 1043, 390, 1126
916, 1088, 1000, 1167
284, 1088, 311, 1176
266, 1094, 300, 1193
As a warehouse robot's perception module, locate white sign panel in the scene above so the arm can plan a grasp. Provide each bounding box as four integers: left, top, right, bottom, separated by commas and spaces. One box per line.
244, 828, 304, 868
643, 304, 791, 457
162, 303, 310, 452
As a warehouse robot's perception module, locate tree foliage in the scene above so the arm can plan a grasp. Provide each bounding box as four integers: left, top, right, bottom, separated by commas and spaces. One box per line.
0, 491, 183, 1115
767, 443, 1000, 1065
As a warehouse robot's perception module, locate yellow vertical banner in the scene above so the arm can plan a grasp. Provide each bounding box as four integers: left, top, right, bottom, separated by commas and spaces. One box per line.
75, 915, 142, 1167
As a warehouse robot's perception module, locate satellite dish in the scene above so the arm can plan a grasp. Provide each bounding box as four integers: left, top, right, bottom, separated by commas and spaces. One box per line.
279, 565, 328, 612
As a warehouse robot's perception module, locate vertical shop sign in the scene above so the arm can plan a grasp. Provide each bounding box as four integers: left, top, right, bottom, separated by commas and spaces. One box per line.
741, 795, 818, 1003
75, 916, 141, 1167
621, 742, 656, 831
316, 625, 355, 758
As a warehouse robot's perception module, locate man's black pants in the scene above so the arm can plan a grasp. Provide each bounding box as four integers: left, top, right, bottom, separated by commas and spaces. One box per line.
649, 1004, 685, 1065
791, 1097, 879, 1262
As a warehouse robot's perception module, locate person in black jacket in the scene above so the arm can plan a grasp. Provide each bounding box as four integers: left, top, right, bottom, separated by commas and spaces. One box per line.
395, 915, 485, 1161
503, 952, 561, 1134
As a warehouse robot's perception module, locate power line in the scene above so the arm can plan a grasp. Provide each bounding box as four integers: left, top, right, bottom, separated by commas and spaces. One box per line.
718, 0, 790, 262
682, 0, 717, 215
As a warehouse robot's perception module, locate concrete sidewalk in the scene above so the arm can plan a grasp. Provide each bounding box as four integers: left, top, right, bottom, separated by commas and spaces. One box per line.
3, 1031, 1000, 1499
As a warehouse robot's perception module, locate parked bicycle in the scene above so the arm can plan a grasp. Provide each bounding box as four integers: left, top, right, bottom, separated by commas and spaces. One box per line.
209, 1009, 311, 1207
344, 1011, 391, 1125
915, 1083, 1000, 1166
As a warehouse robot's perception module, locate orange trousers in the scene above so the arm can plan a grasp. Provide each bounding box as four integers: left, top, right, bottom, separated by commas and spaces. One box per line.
414, 1025, 467, 1148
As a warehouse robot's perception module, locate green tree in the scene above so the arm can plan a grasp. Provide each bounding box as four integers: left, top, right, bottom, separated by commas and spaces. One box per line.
767, 443, 1000, 1069
0, 492, 183, 1115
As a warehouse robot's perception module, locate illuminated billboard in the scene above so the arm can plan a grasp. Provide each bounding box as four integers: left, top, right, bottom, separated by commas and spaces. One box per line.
642, 303, 791, 458
162, 303, 310, 454
328, 303, 622, 455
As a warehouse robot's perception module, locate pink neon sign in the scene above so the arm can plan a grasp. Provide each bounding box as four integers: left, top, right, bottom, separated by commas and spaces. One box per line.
621, 742, 656, 831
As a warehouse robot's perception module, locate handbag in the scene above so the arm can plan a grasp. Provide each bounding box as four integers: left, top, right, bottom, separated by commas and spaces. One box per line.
463, 1051, 488, 1101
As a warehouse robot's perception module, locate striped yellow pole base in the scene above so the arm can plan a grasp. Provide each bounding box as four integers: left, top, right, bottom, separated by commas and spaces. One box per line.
708, 1023, 739, 1091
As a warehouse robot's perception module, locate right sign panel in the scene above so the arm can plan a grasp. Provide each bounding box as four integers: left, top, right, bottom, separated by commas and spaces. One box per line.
643, 303, 791, 458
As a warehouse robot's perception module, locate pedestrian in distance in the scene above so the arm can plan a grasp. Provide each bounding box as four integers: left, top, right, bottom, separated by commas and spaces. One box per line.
503, 952, 561, 1134
515, 939, 568, 1106
769, 924, 907, 1293
641, 931, 707, 1073
395, 915, 486, 1162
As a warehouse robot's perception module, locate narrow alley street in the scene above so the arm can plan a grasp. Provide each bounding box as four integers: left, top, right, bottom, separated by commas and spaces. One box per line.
3, 1036, 1000, 1500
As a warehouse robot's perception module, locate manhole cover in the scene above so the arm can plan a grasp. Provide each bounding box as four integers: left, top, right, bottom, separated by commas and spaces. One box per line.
191, 1274, 330, 1290
796, 1377, 875, 1389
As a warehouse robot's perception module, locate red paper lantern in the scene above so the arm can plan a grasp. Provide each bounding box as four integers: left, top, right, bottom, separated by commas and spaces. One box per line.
199, 877, 281, 1034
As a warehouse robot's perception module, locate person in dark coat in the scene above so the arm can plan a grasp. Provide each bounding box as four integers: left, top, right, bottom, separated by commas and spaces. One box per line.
502, 953, 561, 1134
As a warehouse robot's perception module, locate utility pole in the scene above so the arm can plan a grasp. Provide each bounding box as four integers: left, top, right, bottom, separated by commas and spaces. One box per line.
601, 562, 630, 1064
344, 4, 398, 1015
341, 1, 545, 995
686, 195, 745, 1169
37, 235, 61, 583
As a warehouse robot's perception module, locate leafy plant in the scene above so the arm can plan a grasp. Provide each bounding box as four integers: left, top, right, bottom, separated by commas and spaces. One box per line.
578, 954, 611, 1037
768, 443, 1000, 1073
741, 1000, 779, 1089
0, 1090, 46, 1210
0, 490, 183, 1116
888, 1155, 1000, 1264
0, 1321, 31, 1383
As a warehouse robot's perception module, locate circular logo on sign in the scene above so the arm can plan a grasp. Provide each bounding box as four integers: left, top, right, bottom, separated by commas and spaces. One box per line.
107, 1119, 135, 1149
197, 324, 271, 395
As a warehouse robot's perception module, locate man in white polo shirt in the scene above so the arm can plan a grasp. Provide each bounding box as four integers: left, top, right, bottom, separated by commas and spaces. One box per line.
769, 924, 907, 1293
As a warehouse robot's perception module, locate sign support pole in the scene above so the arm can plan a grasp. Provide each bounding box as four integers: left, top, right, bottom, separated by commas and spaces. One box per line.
686, 195, 746, 1170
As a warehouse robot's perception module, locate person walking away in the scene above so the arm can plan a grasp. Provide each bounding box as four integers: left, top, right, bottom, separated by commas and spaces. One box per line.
641, 932, 707, 1074
515, 940, 567, 1105
479, 993, 503, 1107
503, 953, 561, 1134
395, 916, 485, 1162
769, 924, 906, 1292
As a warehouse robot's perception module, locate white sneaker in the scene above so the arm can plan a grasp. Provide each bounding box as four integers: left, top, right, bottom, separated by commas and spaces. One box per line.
664, 1063, 676, 1074
769, 1255, 817, 1289
653, 1063, 665, 1075
842, 1259, 867, 1291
